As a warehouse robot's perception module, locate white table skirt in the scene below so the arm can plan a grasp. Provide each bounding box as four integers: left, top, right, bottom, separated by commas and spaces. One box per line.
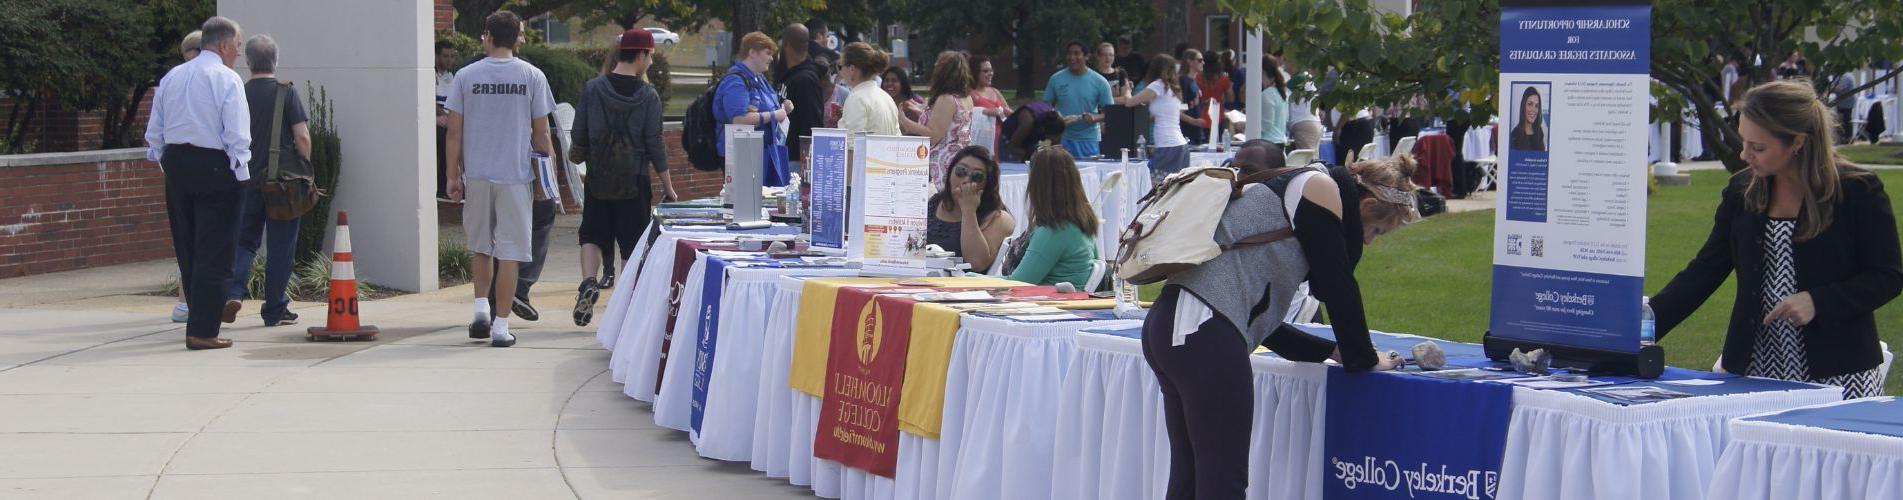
697, 266, 857, 460
602, 232, 688, 399
934, 315, 1140, 500
1498, 383, 1841, 500
1707, 398, 1903, 500
1055, 332, 1329, 500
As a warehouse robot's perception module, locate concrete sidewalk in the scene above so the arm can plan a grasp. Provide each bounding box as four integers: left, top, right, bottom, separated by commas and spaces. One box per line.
0, 217, 810, 499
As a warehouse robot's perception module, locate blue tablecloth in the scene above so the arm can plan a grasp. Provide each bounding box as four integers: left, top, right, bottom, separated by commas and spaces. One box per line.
1745, 396, 1903, 439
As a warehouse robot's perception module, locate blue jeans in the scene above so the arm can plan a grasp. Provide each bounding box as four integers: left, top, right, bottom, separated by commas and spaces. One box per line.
1061, 139, 1101, 159
228, 187, 301, 322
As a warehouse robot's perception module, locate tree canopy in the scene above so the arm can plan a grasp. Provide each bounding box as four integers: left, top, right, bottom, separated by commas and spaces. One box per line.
1221, 0, 1903, 171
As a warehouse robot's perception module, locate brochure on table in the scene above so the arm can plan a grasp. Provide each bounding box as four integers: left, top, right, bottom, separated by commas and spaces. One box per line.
1490, 0, 1651, 354
848, 135, 932, 274
808, 128, 850, 252
725, 124, 765, 225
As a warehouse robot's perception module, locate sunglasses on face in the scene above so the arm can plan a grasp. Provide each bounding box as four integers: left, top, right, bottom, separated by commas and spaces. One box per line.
954, 165, 987, 184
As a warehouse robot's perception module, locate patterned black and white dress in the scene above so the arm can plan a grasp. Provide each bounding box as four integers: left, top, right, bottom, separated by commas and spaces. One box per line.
1750, 218, 1885, 399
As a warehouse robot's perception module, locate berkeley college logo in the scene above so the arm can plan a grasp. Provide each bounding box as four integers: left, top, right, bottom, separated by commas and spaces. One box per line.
1332, 455, 1499, 499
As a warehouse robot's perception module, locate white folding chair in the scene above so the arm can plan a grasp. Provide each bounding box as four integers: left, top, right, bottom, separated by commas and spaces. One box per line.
1392, 136, 1418, 160
1474, 157, 1499, 192
986, 234, 1020, 276
1881, 341, 1895, 384
1084, 260, 1110, 293
553, 103, 586, 209
1284, 282, 1322, 324
1357, 143, 1379, 164
1285, 149, 1318, 166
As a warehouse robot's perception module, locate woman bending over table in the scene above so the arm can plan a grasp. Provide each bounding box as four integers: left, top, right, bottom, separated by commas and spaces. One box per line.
1142, 141, 1422, 499
1650, 80, 1902, 399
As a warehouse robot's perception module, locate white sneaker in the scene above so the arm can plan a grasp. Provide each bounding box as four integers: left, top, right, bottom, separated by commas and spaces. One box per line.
171, 302, 190, 323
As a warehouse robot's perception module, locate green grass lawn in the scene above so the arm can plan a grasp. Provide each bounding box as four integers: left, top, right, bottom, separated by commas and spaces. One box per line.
1841, 143, 1903, 166
1353, 169, 1902, 395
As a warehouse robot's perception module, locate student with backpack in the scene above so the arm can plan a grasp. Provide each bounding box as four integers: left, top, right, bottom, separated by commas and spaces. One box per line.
712, 32, 792, 186
1132, 140, 1422, 498
567, 28, 674, 327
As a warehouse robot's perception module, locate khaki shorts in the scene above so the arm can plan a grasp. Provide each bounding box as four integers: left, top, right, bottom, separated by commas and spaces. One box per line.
463, 179, 533, 262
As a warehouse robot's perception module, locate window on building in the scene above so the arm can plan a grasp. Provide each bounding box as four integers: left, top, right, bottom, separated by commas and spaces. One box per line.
1206, 15, 1233, 53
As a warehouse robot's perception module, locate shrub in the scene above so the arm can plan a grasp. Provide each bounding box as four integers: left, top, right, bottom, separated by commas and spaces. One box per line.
296, 85, 342, 265
568, 47, 673, 109
517, 43, 594, 105
436, 30, 479, 68
439, 239, 473, 284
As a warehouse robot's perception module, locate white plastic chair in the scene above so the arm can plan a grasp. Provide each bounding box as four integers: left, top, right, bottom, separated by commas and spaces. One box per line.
1285, 149, 1318, 166
1357, 143, 1379, 164
986, 234, 1019, 276
553, 103, 586, 209
1084, 260, 1109, 293
1392, 136, 1418, 160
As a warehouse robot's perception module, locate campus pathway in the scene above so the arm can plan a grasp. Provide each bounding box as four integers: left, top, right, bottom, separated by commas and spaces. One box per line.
0, 215, 809, 499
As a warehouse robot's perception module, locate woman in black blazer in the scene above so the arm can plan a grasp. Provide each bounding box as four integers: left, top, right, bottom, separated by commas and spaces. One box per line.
1651, 81, 1902, 398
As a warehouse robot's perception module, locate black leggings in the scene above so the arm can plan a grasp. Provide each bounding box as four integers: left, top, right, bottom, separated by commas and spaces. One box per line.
1141, 286, 1253, 500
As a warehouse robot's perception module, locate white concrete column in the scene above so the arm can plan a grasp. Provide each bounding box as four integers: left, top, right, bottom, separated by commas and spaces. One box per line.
219, 0, 439, 292
1245, 27, 1264, 142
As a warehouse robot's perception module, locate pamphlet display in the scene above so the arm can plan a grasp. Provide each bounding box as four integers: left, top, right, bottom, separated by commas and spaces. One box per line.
1489, 0, 1659, 374
809, 129, 849, 250
848, 135, 932, 273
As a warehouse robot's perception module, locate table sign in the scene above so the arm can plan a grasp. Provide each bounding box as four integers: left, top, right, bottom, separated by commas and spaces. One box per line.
809, 128, 850, 251
1488, 0, 1661, 376
849, 135, 932, 275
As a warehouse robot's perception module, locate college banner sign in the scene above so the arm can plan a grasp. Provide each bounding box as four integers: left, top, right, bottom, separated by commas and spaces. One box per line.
687, 255, 732, 436
1490, 0, 1652, 353
1323, 371, 1513, 500
813, 287, 917, 477
656, 239, 712, 394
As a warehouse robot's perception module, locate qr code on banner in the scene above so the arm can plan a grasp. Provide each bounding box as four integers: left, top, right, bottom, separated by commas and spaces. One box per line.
1531, 236, 1545, 258
1507, 234, 1523, 256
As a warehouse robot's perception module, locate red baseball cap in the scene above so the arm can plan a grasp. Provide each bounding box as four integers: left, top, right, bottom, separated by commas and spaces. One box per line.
618, 28, 655, 52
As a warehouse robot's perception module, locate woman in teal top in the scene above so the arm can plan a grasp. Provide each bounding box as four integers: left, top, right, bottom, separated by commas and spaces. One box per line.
1004, 146, 1101, 289
1256, 56, 1291, 146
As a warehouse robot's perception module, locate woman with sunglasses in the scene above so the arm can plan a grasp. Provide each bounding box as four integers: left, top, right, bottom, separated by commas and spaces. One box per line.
1000, 147, 1100, 289
926, 146, 1015, 272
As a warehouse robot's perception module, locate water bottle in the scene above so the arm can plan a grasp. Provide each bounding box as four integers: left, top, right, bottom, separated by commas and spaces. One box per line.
1639, 296, 1657, 347
1112, 274, 1144, 319
1135, 135, 1148, 161
784, 172, 803, 216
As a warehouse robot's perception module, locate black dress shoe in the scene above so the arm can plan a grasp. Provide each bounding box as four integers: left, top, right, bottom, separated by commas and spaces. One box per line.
469, 319, 491, 339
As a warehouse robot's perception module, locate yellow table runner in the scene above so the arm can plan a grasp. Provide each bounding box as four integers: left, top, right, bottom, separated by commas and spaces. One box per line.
789, 276, 1021, 398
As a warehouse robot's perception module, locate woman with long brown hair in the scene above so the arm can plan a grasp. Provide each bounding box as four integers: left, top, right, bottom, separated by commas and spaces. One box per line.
906, 51, 978, 185
1000, 147, 1099, 288
1113, 54, 1195, 185
1651, 80, 1902, 399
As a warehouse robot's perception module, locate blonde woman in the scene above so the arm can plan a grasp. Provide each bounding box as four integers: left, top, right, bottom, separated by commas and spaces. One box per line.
1651, 80, 1902, 399
1142, 140, 1420, 498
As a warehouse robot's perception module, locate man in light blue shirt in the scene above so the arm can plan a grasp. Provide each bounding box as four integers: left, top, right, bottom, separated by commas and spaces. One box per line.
1044, 40, 1115, 158
144, 16, 250, 350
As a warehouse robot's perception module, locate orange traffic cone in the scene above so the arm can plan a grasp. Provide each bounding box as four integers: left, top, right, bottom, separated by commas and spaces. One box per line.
308, 211, 379, 341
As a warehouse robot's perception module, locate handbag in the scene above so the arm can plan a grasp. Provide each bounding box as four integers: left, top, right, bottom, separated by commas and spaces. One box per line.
260, 81, 323, 221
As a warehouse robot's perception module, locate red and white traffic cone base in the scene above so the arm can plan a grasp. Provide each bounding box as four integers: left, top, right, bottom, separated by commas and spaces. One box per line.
308, 211, 380, 341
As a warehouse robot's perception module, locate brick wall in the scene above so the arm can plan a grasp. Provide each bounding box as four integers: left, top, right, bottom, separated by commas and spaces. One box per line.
435, 0, 454, 33
0, 92, 155, 153
0, 149, 172, 278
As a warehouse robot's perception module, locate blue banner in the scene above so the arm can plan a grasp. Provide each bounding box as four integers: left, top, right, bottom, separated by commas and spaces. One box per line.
688, 255, 731, 434
1324, 370, 1512, 500
809, 131, 849, 250
1490, 265, 1644, 352
1500, 4, 1650, 75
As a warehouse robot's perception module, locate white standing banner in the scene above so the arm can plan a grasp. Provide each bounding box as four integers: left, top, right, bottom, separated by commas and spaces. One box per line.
849, 135, 933, 272
1490, 0, 1652, 353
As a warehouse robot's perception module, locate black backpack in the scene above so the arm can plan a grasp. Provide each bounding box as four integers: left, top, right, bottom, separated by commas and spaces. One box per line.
683, 69, 757, 172
586, 106, 647, 200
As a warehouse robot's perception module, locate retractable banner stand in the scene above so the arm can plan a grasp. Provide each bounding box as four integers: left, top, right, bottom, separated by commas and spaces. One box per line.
1490, 0, 1652, 355
809, 128, 850, 251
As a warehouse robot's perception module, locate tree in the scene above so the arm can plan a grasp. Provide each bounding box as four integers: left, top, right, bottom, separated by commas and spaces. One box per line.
454, 0, 581, 37
555, 0, 714, 32
902, 0, 1156, 97
1222, 0, 1903, 172
0, 0, 159, 153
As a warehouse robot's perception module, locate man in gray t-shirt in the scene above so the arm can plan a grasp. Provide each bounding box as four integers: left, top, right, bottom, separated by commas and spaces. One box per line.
444, 11, 554, 347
